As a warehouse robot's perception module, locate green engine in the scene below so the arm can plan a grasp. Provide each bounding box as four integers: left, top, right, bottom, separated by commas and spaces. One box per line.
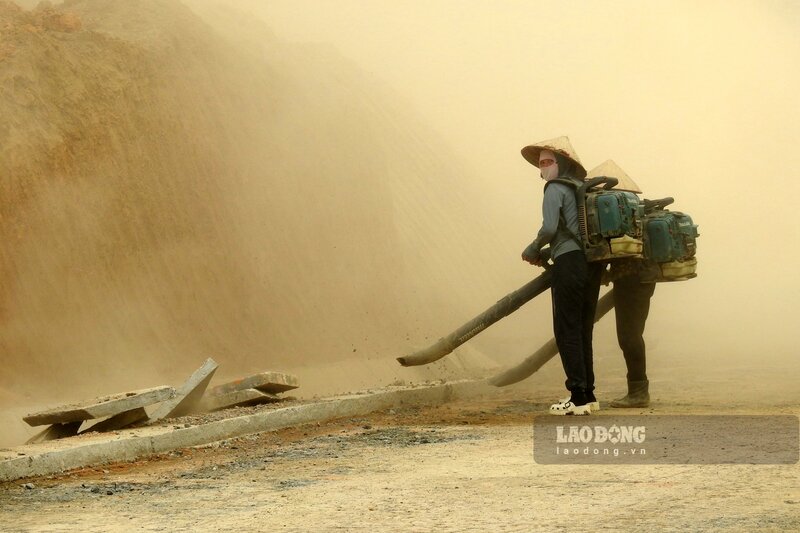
641, 208, 699, 281
562, 177, 699, 281
576, 177, 645, 262
558, 176, 699, 281
588, 191, 642, 238
583, 190, 644, 261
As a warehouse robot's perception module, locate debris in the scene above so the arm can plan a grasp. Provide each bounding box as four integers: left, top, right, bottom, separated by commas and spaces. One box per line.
148, 358, 218, 422
200, 388, 281, 412
208, 372, 298, 396
23, 387, 175, 427
18, 364, 298, 444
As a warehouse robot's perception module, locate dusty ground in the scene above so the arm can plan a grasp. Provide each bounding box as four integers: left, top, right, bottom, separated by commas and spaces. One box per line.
1, 391, 798, 533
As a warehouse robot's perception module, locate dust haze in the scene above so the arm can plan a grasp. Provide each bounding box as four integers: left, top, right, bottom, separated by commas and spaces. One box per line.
1, 0, 798, 445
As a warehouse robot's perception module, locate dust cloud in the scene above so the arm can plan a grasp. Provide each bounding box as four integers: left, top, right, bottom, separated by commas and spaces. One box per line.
1, 0, 798, 445
255, 0, 800, 381
0, 0, 511, 443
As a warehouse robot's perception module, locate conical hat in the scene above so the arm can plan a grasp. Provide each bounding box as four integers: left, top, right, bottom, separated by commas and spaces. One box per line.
521, 136, 587, 179
586, 159, 642, 194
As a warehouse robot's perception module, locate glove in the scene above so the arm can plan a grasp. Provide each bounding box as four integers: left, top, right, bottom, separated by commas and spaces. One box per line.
521, 240, 542, 265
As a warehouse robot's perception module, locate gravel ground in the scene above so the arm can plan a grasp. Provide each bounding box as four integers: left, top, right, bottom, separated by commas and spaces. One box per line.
0, 396, 798, 532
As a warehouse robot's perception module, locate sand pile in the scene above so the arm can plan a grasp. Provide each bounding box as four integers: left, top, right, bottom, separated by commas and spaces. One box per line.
0, 0, 511, 408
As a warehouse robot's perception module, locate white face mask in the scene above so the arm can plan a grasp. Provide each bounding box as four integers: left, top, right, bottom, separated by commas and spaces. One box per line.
539, 150, 559, 181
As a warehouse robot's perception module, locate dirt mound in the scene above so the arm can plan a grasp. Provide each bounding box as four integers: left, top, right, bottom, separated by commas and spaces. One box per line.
0, 0, 509, 403
0, 2, 80, 37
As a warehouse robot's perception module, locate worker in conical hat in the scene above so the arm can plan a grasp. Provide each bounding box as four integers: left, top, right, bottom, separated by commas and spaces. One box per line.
587, 160, 654, 408
521, 135, 588, 180
586, 159, 642, 193
520, 136, 601, 415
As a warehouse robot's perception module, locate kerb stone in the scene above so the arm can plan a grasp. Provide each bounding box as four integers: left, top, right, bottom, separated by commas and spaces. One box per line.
148, 358, 218, 422
200, 388, 281, 412
208, 372, 298, 396
23, 387, 175, 427
0, 380, 496, 482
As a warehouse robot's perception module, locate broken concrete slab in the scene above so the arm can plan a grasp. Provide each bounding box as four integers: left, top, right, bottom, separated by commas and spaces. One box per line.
148, 358, 218, 422
25, 422, 82, 445
208, 372, 298, 396
23, 386, 175, 427
0, 380, 496, 482
200, 388, 281, 412
80, 407, 148, 434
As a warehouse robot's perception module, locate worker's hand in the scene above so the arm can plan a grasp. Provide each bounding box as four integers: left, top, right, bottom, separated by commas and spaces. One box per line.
521, 241, 542, 266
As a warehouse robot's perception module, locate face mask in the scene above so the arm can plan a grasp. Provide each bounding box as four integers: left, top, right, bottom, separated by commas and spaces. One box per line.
539, 150, 559, 181
540, 164, 559, 181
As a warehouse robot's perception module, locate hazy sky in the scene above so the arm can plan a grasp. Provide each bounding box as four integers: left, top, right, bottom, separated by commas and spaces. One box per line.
258, 1, 799, 179
256, 0, 800, 354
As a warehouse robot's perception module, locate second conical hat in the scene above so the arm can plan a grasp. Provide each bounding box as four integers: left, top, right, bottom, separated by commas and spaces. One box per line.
521, 136, 587, 179
586, 159, 642, 194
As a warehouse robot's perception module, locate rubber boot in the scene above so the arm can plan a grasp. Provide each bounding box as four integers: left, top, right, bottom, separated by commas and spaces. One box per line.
609, 380, 650, 408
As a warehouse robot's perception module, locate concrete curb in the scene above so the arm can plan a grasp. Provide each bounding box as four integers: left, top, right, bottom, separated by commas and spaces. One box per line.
0, 380, 495, 483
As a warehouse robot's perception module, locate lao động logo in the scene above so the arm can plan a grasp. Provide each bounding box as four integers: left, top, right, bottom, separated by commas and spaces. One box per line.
556, 424, 646, 444
548, 423, 648, 460
534, 415, 799, 464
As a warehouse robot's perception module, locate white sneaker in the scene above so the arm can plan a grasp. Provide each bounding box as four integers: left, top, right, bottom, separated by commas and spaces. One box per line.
550, 398, 591, 416
560, 396, 599, 412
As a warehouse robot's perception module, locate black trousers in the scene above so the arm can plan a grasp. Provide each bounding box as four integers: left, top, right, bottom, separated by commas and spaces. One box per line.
551, 251, 602, 395
612, 274, 656, 382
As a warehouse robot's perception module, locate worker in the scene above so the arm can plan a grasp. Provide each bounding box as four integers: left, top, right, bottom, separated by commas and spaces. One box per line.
520, 136, 601, 415
586, 160, 655, 408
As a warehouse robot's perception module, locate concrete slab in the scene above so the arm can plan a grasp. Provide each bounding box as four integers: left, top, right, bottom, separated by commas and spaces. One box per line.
200, 388, 281, 412
24, 422, 82, 445
80, 408, 148, 434
148, 358, 218, 422
0, 380, 495, 482
208, 372, 298, 396
23, 387, 175, 427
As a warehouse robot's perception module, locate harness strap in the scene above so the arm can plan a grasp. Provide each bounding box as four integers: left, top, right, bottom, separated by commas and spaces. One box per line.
545, 179, 584, 249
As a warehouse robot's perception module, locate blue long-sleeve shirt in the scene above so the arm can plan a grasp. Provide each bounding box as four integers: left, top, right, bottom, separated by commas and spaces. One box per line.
534, 179, 582, 259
